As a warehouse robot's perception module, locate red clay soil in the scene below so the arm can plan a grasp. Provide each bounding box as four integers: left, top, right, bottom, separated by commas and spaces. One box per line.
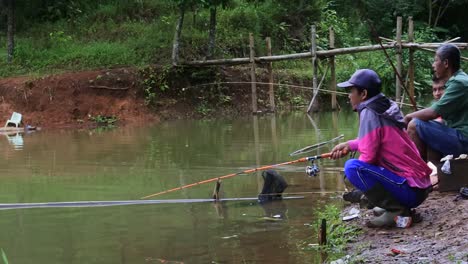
0, 68, 157, 129
343, 192, 468, 263
0, 66, 302, 129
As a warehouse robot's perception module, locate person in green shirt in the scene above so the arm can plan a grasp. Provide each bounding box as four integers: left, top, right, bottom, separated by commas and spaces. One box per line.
404, 44, 468, 162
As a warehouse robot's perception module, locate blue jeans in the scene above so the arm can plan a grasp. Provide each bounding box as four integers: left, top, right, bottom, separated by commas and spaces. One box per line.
415, 119, 468, 157
344, 159, 426, 208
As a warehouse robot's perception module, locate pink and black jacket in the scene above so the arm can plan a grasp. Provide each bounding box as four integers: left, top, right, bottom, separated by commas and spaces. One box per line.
347, 94, 432, 189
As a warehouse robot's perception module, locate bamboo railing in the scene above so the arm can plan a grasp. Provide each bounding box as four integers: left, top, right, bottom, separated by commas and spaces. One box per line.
177, 16, 468, 113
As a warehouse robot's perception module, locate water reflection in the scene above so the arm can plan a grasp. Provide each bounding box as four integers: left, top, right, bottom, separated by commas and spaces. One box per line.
0, 112, 358, 263
5, 132, 24, 150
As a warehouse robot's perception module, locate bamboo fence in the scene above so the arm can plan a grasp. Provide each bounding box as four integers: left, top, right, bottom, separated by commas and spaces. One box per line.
177, 16, 468, 113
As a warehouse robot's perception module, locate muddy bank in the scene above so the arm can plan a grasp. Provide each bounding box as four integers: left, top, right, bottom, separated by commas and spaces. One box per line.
0, 68, 153, 128
342, 191, 467, 263
0, 66, 320, 129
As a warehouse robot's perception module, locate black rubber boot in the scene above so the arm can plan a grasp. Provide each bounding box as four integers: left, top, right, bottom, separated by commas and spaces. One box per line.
363, 183, 410, 228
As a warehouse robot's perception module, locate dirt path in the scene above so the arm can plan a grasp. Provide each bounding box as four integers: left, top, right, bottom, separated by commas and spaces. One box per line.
343, 192, 468, 263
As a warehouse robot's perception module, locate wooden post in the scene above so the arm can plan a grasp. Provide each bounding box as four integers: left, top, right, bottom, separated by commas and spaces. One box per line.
318, 219, 327, 245
329, 27, 337, 110
249, 33, 258, 113
212, 179, 222, 201
395, 16, 403, 102
307, 25, 318, 113
408, 16, 415, 100
253, 115, 262, 192
266, 37, 275, 112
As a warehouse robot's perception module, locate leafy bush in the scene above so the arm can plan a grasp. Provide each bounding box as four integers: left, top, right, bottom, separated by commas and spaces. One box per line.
89, 115, 118, 128
303, 204, 361, 262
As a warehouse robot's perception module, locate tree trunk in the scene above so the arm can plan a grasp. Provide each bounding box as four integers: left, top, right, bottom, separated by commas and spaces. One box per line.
7, 0, 15, 63
207, 6, 217, 59
433, 0, 450, 28
428, 0, 432, 26
172, 4, 185, 66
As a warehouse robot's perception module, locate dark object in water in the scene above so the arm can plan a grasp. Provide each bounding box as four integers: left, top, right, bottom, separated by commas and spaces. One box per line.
258, 170, 288, 203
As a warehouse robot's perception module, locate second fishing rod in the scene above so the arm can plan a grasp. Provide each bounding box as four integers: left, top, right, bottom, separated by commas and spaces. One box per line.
141, 150, 348, 200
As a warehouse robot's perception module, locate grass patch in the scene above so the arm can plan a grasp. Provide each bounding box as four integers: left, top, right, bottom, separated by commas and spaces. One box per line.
89, 115, 118, 129
304, 204, 361, 262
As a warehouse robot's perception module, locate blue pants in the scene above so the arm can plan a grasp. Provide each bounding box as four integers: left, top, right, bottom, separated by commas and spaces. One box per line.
415, 119, 468, 157
344, 159, 426, 208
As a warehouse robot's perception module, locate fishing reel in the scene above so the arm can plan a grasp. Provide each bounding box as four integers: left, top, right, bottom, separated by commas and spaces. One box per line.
305, 161, 320, 177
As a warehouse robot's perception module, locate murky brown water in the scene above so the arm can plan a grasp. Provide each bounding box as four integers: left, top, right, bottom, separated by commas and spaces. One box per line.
0, 111, 358, 263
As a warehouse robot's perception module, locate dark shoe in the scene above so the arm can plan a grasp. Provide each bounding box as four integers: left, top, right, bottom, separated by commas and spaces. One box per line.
343, 189, 364, 203
343, 189, 375, 208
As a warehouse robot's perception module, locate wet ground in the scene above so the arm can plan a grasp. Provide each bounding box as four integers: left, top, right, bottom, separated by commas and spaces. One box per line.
344, 192, 468, 263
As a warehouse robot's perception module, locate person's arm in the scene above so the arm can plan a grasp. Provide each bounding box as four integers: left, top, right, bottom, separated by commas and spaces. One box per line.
356, 109, 381, 164
330, 138, 358, 159
404, 108, 439, 124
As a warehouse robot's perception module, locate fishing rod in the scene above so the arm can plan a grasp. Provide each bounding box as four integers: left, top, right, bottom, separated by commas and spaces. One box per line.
0, 196, 307, 211
141, 151, 340, 199
289, 134, 344, 156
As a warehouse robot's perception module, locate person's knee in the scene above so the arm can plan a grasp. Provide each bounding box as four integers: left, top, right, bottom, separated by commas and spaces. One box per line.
407, 118, 419, 134
344, 159, 360, 180
344, 159, 359, 170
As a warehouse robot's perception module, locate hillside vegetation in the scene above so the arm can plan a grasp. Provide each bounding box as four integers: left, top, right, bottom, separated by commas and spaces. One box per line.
0, 0, 467, 97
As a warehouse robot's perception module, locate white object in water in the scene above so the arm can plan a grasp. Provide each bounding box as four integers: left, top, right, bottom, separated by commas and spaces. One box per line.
5, 112, 22, 128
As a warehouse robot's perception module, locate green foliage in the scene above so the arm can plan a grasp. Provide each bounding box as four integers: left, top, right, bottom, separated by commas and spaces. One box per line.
0, 0, 466, 104
317, 4, 353, 47
89, 115, 117, 128
291, 96, 306, 106
49, 30, 73, 45
196, 101, 213, 116
138, 66, 171, 106
311, 205, 361, 256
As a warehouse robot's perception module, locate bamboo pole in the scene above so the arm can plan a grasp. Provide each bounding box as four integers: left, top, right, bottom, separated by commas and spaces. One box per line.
183, 43, 468, 66
405, 42, 468, 48
379, 36, 396, 43
266, 37, 275, 112
253, 115, 262, 192
418, 47, 468, 61
249, 33, 258, 113
329, 27, 337, 110
408, 17, 415, 100
395, 16, 403, 102
307, 25, 318, 113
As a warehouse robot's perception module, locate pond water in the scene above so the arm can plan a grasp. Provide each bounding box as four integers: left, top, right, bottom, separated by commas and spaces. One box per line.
0, 111, 359, 264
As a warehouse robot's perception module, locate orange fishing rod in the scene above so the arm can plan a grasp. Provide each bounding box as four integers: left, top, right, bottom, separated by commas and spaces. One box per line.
141, 152, 336, 199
